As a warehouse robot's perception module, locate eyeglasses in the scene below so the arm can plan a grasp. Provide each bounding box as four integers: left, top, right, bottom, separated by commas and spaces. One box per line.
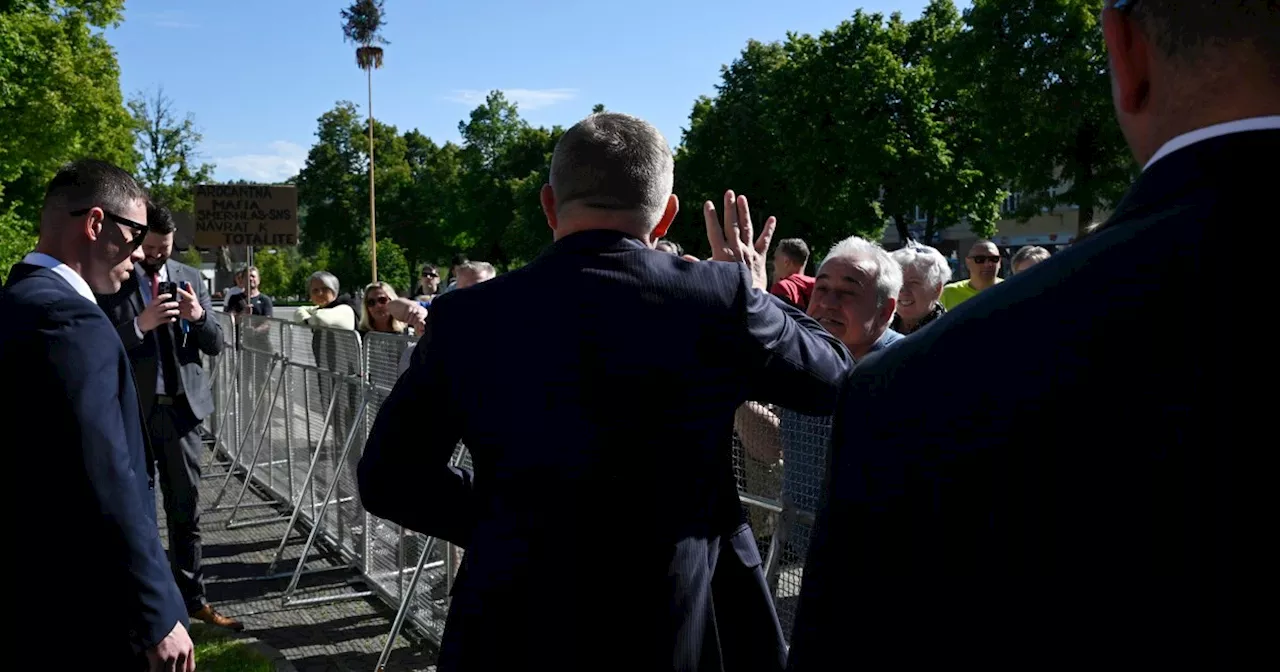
71, 207, 148, 250
969, 255, 1001, 265
1112, 0, 1138, 12
366, 296, 390, 307
422, 272, 438, 278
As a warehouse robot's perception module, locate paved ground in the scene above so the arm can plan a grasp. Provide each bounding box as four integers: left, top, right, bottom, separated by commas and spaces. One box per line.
158, 456, 440, 671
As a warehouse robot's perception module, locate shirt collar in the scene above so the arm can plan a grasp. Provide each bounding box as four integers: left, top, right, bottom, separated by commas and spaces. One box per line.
1144, 115, 1280, 172
21, 252, 97, 305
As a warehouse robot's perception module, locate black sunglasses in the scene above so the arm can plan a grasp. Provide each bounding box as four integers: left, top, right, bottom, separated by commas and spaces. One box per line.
1112, 0, 1137, 12
422, 271, 438, 278
969, 255, 1001, 265
366, 295, 390, 307
70, 207, 149, 250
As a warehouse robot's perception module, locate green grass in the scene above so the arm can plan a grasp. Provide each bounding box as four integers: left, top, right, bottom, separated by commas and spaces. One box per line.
191, 623, 276, 672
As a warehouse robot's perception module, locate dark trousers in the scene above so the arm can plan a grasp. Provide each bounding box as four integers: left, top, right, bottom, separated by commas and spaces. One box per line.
150, 398, 205, 613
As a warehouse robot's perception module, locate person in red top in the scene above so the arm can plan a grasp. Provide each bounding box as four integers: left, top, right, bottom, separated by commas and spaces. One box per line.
769, 237, 815, 309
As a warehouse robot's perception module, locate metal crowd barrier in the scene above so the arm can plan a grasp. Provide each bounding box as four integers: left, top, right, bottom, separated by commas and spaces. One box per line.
200, 314, 827, 663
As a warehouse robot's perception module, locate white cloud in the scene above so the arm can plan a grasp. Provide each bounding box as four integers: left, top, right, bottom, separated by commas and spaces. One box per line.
213, 141, 307, 183
444, 88, 578, 111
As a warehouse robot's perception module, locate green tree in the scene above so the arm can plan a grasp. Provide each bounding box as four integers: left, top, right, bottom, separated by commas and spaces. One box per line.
948, 0, 1134, 234
253, 246, 298, 300
295, 101, 412, 287
128, 86, 215, 213
674, 40, 802, 257
341, 0, 388, 282
179, 246, 203, 268
362, 236, 409, 295
0, 0, 135, 279
392, 130, 463, 258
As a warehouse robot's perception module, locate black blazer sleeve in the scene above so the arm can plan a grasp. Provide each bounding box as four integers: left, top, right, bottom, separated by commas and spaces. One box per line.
48, 298, 186, 648
358, 295, 473, 546
733, 264, 854, 415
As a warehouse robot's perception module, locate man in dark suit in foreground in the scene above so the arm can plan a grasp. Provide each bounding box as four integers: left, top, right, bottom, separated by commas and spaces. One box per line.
359, 112, 854, 671
98, 202, 239, 631
0, 160, 193, 670
787, 3, 1271, 670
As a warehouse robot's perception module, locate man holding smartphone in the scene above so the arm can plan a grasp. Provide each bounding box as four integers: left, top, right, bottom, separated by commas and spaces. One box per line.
97, 201, 242, 632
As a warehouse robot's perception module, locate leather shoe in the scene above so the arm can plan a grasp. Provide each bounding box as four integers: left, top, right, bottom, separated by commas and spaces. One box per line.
190, 604, 244, 632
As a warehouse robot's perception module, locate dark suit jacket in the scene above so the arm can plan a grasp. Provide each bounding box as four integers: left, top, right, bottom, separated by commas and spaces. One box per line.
97, 260, 223, 419
786, 130, 1263, 671
359, 229, 854, 671
1, 264, 187, 662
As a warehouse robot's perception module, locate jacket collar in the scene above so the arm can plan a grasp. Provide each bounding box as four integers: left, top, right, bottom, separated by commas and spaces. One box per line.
1100, 128, 1280, 235
540, 229, 650, 258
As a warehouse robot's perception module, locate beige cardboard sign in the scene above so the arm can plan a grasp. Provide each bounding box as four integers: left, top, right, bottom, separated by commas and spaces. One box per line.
193, 184, 298, 247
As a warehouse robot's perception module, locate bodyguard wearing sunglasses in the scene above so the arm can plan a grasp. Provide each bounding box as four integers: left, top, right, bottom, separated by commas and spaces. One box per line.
96, 201, 239, 634
0, 159, 195, 670
938, 238, 1002, 310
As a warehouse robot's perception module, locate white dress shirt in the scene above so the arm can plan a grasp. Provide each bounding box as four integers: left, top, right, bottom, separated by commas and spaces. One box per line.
1144, 115, 1280, 172
134, 263, 173, 395
20, 252, 96, 304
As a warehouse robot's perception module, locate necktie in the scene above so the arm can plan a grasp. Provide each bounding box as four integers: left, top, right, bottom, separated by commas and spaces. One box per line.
149, 269, 183, 397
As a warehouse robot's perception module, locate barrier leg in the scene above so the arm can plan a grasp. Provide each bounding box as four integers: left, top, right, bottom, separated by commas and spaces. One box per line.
281, 397, 373, 607
224, 368, 287, 525
264, 387, 340, 574
206, 357, 278, 511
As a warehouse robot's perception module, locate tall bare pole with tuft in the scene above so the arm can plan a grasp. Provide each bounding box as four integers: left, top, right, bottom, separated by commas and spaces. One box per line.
341, 0, 388, 284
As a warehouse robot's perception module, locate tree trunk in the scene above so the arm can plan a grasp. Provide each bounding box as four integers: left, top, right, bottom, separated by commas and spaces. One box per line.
895, 214, 912, 245
925, 212, 939, 243
1074, 126, 1098, 237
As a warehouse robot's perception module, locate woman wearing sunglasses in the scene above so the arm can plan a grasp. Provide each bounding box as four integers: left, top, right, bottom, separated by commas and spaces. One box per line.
359, 282, 409, 335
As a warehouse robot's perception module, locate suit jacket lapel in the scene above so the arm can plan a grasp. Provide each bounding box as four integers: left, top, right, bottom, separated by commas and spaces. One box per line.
131, 262, 147, 315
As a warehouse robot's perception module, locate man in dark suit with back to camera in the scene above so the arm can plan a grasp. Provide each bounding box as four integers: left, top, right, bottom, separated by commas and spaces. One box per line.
97, 201, 241, 631
359, 112, 854, 671
0, 159, 194, 671
788, 2, 1270, 670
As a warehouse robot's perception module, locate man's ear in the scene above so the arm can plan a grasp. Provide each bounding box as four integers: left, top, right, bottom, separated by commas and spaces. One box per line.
1102, 6, 1151, 115
880, 296, 898, 326
540, 184, 558, 233
649, 194, 680, 242
84, 208, 103, 242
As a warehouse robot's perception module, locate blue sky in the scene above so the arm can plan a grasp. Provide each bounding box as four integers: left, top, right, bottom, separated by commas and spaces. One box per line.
109, 0, 961, 183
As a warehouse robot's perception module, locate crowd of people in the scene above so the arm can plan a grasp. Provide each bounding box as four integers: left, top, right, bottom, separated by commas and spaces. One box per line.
1, 2, 1264, 669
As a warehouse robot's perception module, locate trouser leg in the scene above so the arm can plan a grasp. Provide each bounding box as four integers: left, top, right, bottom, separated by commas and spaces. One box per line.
152, 402, 206, 612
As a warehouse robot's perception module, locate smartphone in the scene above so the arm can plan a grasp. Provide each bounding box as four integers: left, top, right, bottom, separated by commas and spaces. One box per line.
157, 281, 179, 301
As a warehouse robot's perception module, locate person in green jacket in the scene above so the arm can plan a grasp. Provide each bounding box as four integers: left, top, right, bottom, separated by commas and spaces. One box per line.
940, 239, 1003, 310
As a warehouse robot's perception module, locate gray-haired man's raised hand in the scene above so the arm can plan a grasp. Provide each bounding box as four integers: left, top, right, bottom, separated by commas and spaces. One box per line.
702, 189, 777, 291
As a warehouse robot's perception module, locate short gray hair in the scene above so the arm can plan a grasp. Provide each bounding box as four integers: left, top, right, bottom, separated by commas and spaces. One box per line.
309, 270, 339, 294
1011, 245, 1050, 269
458, 261, 496, 281
549, 112, 674, 228
891, 242, 952, 290
821, 236, 903, 308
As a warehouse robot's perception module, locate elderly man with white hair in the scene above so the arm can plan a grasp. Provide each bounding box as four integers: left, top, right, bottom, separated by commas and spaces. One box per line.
890, 242, 951, 335
732, 235, 905, 633
807, 235, 905, 359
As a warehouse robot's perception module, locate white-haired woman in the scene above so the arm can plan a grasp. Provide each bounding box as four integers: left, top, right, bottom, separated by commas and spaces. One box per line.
890, 242, 951, 335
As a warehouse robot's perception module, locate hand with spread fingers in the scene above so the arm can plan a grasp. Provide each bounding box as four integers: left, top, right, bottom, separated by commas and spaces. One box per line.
702, 189, 777, 291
